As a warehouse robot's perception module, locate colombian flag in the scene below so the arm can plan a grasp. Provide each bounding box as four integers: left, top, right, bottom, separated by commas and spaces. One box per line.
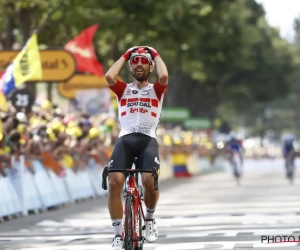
1, 32, 42, 96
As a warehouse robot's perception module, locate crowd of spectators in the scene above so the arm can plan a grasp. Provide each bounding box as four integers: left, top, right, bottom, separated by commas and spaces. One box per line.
0, 99, 219, 178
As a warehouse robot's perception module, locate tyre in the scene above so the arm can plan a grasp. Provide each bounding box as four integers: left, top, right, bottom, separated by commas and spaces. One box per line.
124, 196, 134, 250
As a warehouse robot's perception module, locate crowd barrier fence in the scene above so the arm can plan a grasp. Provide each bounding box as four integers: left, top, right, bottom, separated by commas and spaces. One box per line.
0, 154, 224, 220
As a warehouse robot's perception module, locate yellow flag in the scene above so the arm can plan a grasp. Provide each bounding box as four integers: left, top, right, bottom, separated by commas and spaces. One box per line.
13, 33, 42, 87
0, 92, 8, 112
0, 118, 2, 141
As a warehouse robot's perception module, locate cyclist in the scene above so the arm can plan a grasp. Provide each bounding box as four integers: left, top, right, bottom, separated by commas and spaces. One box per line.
105, 46, 168, 250
225, 133, 244, 170
282, 134, 296, 177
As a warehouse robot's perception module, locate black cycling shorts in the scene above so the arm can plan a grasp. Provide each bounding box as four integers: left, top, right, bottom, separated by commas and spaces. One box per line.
108, 133, 160, 171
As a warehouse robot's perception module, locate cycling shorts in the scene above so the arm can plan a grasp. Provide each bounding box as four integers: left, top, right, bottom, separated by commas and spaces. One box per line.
108, 132, 160, 171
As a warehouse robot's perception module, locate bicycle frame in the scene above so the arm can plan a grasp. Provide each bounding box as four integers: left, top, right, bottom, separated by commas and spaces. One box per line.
101, 167, 159, 249
122, 173, 145, 247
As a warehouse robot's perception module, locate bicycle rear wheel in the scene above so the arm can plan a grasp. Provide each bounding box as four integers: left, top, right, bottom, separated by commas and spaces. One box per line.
124, 196, 134, 250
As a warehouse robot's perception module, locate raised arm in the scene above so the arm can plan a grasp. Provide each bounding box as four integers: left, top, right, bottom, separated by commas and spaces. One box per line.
155, 56, 168, 86
105, 57, 125, 86
143, 46, 169, 100
145, 47, 168, 86
105, 47, 137, 86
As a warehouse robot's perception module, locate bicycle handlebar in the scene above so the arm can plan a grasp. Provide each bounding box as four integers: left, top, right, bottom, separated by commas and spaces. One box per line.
102, 167, 159, 191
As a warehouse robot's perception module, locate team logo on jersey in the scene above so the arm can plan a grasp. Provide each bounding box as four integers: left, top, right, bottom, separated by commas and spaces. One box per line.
127, 101, 151, 107
119, 98, 159, 117
126, 89, 131, 95
141, 89, 150, 96
130, 107, 148, 113
132, 90, 138, 94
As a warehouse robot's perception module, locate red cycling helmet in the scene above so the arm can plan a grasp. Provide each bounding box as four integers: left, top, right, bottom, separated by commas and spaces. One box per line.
128, 46, 155, 81
129, 46, 155, 68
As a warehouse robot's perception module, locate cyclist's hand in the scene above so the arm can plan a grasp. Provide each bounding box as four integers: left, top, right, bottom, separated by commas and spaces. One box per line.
122, 46, 138, 61
145, 46, 160, 59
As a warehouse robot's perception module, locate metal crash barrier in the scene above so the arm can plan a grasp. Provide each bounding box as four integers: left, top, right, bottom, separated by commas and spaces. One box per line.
0, 155, 107, 219
0, 154, 223, 220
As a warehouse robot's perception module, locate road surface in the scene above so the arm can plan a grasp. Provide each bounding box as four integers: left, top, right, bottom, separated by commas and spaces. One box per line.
0, 158, 299, 249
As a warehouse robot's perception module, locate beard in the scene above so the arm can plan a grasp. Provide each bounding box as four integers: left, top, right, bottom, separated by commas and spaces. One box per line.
133, 69, 149, 81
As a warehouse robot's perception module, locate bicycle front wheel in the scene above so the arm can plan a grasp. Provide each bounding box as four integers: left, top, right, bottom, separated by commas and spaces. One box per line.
124, 196, 134, 250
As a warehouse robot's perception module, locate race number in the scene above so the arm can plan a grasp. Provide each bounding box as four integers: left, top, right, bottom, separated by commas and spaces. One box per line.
9, 88, 35, 111
15, 94, 29, 107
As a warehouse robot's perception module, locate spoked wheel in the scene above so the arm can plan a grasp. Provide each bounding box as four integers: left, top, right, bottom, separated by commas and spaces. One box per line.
124, 196, 134, 250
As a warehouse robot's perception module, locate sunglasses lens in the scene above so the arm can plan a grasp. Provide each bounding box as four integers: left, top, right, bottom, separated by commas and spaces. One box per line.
131, 57, 139, 64
141, 57, 149, 64
131, 57, 150, 64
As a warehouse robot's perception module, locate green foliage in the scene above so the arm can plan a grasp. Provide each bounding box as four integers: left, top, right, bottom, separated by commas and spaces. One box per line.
0, 0, 296, 123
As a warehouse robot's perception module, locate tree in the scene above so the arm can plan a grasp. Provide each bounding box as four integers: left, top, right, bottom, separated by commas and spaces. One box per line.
0, 0, 296, 123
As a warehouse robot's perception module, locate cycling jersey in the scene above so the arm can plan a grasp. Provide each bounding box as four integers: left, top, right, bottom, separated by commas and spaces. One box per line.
109, 79, 167, 138
283, 143, 294, 157
226, 139, 243, 153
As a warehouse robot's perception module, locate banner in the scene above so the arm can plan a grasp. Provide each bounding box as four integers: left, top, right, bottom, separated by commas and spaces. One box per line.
65, 24, 104, 77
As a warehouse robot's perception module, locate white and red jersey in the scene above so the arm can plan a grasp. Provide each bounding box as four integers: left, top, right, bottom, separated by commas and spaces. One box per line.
109, 79, 167, 138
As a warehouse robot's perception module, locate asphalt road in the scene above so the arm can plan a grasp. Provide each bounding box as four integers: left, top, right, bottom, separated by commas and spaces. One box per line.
0, 158, 299, 250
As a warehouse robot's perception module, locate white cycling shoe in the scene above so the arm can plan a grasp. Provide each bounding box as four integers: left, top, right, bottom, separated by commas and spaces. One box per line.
145, 219, 158, 243
111, 235, 123, 250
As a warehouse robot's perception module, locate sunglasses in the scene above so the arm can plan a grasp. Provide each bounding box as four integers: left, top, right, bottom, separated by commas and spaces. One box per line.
131, 56, 150, 64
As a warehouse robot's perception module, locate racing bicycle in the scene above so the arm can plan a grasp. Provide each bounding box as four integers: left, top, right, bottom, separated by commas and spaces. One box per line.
229, 152, 243, 186
102, 165, 159, 250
